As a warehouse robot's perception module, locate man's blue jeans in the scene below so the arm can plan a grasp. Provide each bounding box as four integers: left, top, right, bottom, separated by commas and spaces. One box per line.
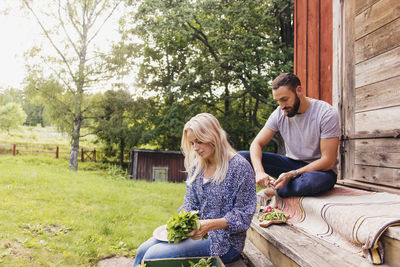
238, 151, 336, 198
132, 237, 240, 266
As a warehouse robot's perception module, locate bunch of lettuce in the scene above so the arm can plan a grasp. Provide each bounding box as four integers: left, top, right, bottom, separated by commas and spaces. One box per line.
166, 210, 208, 244
189, 257, 216, 267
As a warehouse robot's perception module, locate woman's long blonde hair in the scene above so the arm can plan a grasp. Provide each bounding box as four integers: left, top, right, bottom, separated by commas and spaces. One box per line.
181, 113, 236, 184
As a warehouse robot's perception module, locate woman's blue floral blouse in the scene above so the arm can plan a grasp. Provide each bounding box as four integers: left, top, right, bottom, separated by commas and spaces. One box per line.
179, 154, 257, 257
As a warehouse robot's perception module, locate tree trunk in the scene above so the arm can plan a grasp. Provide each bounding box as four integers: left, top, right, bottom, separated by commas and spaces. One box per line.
224, 82, 230, 114
69, 117, 82, 171
119, 138, 125, 167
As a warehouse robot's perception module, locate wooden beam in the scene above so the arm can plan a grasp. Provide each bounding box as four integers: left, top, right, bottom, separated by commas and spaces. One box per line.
341, 0, 356, 181
336, 179, 400, 194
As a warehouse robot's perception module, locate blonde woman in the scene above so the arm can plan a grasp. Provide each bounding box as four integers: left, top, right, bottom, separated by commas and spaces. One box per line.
133, 113, 256, 266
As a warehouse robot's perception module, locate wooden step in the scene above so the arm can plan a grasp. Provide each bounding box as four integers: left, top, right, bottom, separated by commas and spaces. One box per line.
242, 239, 275, 267
226, 239, 275, 267
246, 217, 393, 267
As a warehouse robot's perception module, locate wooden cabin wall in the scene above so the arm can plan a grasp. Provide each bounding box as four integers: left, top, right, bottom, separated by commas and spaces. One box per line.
339, 0, 400, 192
130, 151, 186, 182
294, 0, 333, 104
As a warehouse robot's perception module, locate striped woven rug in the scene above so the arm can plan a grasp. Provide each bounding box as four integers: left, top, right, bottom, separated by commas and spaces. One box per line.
274, 186, 400, 264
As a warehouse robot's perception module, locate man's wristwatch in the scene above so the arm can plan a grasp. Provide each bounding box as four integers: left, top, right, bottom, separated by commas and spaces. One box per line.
292, 170, 299, 178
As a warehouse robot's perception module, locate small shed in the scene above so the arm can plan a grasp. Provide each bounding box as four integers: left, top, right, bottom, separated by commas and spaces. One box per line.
129, 149, 186, 182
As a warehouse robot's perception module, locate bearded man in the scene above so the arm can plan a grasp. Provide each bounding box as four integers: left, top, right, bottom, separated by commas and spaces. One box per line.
240, 72, 340, 199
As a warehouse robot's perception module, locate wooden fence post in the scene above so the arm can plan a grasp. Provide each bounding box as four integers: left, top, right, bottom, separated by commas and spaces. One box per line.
81, 148, 84, 162
13, 144, 16, 156
56, 146, 59, 158
93, 149, 96, 162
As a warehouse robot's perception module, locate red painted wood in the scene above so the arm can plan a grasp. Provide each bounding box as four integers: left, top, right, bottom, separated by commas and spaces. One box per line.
295, 0, 308, 92
134, 150, 186, 182
320, 0, 333, 104
307, 0, 320, 99
294, 0, 333, 104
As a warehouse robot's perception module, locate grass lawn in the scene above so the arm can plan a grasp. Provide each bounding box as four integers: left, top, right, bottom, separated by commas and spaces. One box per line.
0, 155, 186, 266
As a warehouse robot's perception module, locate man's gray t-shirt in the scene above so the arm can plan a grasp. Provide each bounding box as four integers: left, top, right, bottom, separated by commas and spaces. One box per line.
265, 98, 340, 164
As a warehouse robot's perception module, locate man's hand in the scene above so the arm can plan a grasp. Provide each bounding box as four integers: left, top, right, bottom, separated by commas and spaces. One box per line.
255, 171, 272, 188
270, 171, 295, 190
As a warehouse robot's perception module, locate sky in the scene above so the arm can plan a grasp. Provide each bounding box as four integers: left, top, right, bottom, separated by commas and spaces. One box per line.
0, 1, 124, 92
0, 6, 41, 90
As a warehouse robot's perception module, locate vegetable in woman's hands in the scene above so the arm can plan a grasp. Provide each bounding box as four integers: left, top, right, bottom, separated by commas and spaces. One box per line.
166, 210, 208, 244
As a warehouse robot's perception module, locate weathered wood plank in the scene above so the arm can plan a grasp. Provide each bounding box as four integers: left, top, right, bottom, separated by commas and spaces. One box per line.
332, 0, 342, 179
355, 0, 380, 15
247, 226, 299, 267
355, 138, 400, 168
356, 45, 400, 88
247, 217, 373, 267
355, 75, 400, 112
353, 165, 400, 187
355, 105, 400, 134
355, 138, 400, 153
355, 17, 400, 64
354, 139, 400, 185
332, 0, 342, 111
355, 152, 400, 168
355, 0, 400, 40
342, 0, 356, 180
336, 179, 400, 195
320, 0, 333, 104
242, 239, 275, 267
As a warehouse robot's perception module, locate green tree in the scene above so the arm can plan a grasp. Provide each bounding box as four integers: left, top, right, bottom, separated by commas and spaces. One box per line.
0, 102, 27, 134
22, 0, 124, 170
90, 90, 156, 165
116, 0, 293, 150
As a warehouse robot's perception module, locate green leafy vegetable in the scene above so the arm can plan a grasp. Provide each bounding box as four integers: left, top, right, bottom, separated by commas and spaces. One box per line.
258, 208, 287, 222
166, 210, 208, 244
188, 257, 216, 267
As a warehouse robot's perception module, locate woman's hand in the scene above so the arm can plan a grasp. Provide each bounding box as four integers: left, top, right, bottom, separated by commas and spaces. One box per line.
186, 220, 212, 240
255, 171, 272, 188
186, 218, 227, 240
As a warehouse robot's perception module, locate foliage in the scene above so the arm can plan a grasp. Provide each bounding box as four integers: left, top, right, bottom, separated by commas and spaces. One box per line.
189, 257, 216, 267
0, 155, 186, 265
113, 0, 294, 150
258, 206, 287, 222
0, 88, 46, 127
89, 90, 154, 165
166, 210, 207, 244
22, 0, 124, 170
0, 102, 27, 133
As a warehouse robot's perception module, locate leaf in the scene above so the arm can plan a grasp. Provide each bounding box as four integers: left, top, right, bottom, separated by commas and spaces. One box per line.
166, 210, 206, 244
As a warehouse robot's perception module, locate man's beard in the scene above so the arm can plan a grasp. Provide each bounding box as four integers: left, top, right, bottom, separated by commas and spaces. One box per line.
284, 95, 300, 117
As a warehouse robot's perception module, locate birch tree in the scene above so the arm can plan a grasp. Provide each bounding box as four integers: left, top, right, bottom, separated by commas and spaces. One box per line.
22, 0, 123, 170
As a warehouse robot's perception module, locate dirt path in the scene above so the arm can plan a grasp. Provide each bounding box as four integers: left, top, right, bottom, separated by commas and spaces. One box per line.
97, 256, 134, 267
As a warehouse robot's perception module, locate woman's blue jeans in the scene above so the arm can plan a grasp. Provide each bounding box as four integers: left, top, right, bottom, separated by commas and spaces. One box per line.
238, 151, 336, 198
132, 237, 240, 266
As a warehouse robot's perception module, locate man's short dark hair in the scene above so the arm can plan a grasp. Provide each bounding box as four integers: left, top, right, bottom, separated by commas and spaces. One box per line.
272, 73, 301, 92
